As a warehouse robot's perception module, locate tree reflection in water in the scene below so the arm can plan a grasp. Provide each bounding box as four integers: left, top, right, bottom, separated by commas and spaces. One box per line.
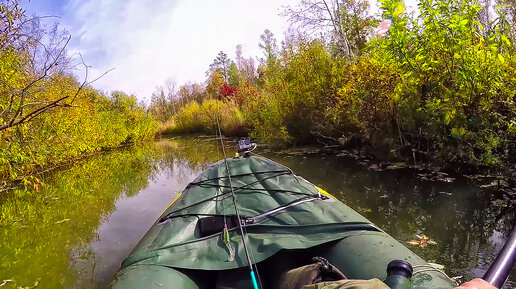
0, 137, 514, 289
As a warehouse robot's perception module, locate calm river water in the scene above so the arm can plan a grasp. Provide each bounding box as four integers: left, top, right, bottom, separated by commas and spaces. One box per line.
0, 137, 514, 289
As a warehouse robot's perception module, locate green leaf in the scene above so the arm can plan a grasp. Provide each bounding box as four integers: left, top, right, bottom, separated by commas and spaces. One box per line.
393, 3, 405, 17
444, 114, 451, 125
501, 34, 511, 46
498, 54, 505, 64
451, 127, 464, 140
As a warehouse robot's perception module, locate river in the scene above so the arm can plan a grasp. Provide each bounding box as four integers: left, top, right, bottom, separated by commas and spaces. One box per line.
0, 137, 514, 289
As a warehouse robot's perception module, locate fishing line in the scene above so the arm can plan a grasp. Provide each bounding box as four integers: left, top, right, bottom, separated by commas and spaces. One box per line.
242, 221, 265, 289
160, 171, 308, 221
214, 123, 226, 228
215, 116, 260, 289
250, 151, 322, 197
188, 169, 291, 185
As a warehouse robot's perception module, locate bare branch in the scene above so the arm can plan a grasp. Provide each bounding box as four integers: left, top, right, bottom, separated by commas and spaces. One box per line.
6, 35, 71, 127
282, 0, 372, 57
0, 95, 70, 130
88, 68, 115, 85
0, 3, 113, 132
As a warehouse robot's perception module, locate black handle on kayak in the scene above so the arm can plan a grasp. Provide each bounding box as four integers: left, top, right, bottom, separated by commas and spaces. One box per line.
483, 225, 516, 288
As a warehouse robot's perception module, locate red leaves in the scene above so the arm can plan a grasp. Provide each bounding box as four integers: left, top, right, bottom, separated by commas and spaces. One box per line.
220, 83, 237, 98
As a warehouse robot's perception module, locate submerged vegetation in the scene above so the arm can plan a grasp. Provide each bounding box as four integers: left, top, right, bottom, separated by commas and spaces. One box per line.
151, 0, 516, 172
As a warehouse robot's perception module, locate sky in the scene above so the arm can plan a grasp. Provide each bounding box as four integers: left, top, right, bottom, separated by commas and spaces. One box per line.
23, 0, 300, 101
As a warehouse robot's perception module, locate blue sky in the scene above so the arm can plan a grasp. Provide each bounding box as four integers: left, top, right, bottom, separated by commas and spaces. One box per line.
22, 0, 299, 101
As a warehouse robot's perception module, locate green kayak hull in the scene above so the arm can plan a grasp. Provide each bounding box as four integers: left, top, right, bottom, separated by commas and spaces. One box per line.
107, 155, 456, 289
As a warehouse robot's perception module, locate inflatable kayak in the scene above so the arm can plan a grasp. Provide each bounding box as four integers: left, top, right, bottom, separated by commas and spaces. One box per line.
107, 152, 456, 289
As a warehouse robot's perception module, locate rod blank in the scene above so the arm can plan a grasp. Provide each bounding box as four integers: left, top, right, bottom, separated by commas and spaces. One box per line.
483, 226, 516, 288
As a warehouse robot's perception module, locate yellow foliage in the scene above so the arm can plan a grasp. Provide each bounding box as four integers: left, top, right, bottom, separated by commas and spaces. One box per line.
165, 99, 245, 136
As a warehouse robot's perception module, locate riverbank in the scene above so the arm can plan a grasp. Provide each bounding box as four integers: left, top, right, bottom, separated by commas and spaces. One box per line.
0, 3, 158, 193
0, 91, 158, 192
158, 131, 516, 208
270, 143, 516, 208
149, 0, 516, 198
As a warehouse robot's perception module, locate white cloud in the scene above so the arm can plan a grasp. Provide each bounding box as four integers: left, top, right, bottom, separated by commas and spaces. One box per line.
58, 0, 299, 101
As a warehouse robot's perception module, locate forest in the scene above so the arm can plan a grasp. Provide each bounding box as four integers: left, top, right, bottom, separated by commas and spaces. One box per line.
2, 0, 516, 192
150, 0, 516, 176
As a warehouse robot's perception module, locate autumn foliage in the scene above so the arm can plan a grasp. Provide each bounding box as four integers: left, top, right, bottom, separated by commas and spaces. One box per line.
0, 1, 157, 189
158, 0, 516, 169
220, 83, 237, 98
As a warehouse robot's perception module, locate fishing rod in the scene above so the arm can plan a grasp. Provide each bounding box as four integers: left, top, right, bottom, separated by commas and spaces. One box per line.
483, 223, 516, 288
215, 118, 260, 289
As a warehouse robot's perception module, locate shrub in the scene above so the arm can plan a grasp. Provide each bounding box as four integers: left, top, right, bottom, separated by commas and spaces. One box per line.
167, 99, 246, 136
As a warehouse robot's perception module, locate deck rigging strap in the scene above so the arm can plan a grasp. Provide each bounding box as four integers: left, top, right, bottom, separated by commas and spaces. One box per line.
215, 117, 261, 289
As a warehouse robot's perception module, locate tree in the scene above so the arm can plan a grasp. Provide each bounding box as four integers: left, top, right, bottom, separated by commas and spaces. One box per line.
206, 71, 224, 98
236, 44, 244, 69
209, 51, 231, 82
228, 62, 240, 87
235, 44, 257, 83
220, 83, 237, 98
283, 0, 375, 57
177, 83, 205, 104
257, 30, 282, 87
150, 87, 175, 122
258, 29, 278, 65
0, 0, 106, 132
338, 0, 376, 54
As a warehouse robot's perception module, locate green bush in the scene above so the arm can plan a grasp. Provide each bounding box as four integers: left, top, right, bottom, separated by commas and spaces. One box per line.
370, 0, 516, 164
154, 0, 516, 167
167, 99, 246, 136
0, 88, 158, 189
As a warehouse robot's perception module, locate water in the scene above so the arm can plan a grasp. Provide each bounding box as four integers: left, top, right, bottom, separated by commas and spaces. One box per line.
0, 137, 514, 289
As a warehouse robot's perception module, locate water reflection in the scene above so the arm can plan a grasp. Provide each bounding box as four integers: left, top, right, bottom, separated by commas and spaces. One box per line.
265, 153, 516, 287
0, 137, 514, 289
0, 139, 219, 289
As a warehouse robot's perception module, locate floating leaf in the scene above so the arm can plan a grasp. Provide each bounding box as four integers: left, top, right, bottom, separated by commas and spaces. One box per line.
16, 278, 40, 289
356, 207, 373, 213
407, 234, 437, 248
492, 199, 508, 207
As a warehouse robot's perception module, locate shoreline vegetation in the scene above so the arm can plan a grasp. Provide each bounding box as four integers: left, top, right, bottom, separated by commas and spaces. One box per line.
0, 1, 157, 191
148, 0, 516, 190
2, 0, 516, 195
